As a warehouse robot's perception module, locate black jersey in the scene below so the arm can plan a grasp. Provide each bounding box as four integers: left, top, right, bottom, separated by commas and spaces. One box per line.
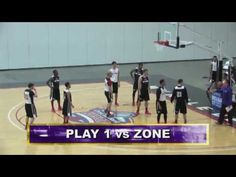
134, 67, 144, 83
170, 85, 188, 103
48, 76, 60, 89
24, 89, 35, 105
140, 76, 149, 91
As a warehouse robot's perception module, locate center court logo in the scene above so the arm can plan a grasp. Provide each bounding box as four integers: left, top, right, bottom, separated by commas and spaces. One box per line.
69, 108, 137, 123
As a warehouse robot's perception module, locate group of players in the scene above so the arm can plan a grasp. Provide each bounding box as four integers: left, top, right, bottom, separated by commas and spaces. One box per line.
104, 61, 189, 124
24, 69, 74, 129
23, 61, 189, 130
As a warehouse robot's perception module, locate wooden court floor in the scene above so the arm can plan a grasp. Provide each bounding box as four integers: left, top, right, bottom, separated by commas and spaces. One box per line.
1, 81, 236, 155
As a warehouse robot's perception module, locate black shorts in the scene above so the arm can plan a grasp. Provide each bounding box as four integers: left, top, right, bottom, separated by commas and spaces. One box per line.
50, 88, 60, 101
62, 101, 72, 117
112, 82, 118, 94
133, 81, 138, 90
157, 101, 167, 114
25, 104, 37, 118
105, 91, 112, 103
138, 90, 150, 102
212, 71, 217, 82
175, 101, 187, 114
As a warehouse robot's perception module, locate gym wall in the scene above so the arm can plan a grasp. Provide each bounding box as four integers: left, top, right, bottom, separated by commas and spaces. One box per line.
0, 22, 236, 70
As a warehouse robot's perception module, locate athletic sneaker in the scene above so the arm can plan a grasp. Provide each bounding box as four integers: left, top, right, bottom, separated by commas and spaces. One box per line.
145, 111, 151, 115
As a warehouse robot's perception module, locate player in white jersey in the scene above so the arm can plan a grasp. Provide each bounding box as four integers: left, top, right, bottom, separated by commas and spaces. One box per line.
156, 79, 168, 123
24, 83, 38, 130
210, 56, 218, 83
104, 71, 113, 117
62, 82, 74, 124
110, 61, 120, 106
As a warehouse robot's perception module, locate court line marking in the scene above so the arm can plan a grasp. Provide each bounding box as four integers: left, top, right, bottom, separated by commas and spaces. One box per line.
10, 82, 233, 153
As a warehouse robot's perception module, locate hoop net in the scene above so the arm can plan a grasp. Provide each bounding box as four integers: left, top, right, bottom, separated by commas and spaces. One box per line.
154, 40, 169, 51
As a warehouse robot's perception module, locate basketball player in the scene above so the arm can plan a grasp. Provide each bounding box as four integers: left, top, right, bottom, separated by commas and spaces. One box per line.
210, 56, 218, 83
130, 63, 144, 106
207, 56, 218, 101
156, 79, 168, 123
171, 79, 188, 124
104, 71, 113, 117
136, 69, 151, 115
62, 82, 74, 124
24, 83, 38, 130
110, 61, 120, 106
46, 70, 62, 112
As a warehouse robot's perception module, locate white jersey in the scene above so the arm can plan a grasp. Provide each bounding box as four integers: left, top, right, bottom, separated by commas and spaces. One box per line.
211, 61, 217, 71
159, 87, 167, 101
110, 67, 119, 83
24, 89, 35, 104
104, 78, 112, 92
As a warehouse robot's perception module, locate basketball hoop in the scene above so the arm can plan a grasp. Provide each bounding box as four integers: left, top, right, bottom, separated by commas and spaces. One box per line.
154, 40, 169, 51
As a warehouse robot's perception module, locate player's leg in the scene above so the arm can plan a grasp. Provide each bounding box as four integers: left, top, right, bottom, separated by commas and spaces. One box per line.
115, 93, 119, 106
161, 101, 168, 123
227, 109, 233, 126
164, 114, 167, 124
63, 116, 67, 124
112, 82, 119, 106
54, 89, 62, 111
132, 88, 137, 106
136, 99, 141, 115
30, 117, 35, 125
174, 103, 179, 123
57, 99, 62, 111
174, 113, 179, 123
145, 101, 151, 115
181, 103, 187, 123
183, 114, 187, 124
25, 117, 29, 130
217, 105, 227, 124
50, 88, 56, 112
144, 91, 151, 114
157, 113, 161, 123
51, 100, 55, 112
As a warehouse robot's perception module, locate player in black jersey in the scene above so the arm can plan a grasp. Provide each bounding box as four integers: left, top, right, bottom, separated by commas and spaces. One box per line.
62, 82, 74, 124
136, 69, 151, 115
24, 83, 38, 130
130, 63, 144, 106
171, 79, 188, 124
46, 70, 62, 112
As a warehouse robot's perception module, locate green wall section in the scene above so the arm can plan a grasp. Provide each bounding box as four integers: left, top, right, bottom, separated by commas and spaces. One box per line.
0, 22, 235, 69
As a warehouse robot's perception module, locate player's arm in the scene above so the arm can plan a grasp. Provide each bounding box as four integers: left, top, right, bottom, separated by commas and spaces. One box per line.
130, 69, 135, 79
32, 87, 38, 98
46, 77, 53, 88
138, 76, 142, 96
170, 88, 176, 103
184, 88, 189, 103
110, 84, 113, 99
70, 93, 74, 108
118, 68, 120, 87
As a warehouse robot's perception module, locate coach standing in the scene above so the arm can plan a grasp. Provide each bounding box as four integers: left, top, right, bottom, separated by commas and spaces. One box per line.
216, 80, 233, 126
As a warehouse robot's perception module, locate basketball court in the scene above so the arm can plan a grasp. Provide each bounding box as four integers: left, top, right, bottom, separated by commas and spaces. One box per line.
1, 22, 236, 154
